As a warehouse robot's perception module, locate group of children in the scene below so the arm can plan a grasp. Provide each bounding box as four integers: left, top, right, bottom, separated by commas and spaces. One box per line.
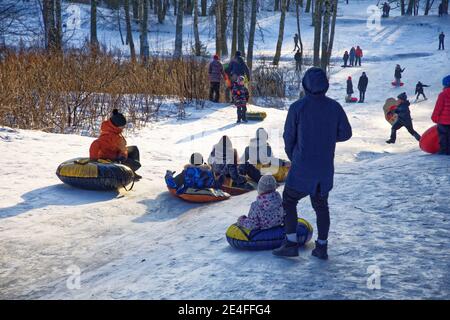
343, 46, 363, 67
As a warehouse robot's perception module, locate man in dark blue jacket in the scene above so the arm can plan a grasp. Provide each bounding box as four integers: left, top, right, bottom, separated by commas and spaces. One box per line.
228, 51, 250, 82
273, 67, 352, 259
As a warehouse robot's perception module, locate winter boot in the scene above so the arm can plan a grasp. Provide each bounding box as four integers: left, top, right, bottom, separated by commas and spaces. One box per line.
413, 133, 421, 141
312, 241, 328, 260
133, 173, 143, 181
272, 239, 299, 257
386, 139, 395, 144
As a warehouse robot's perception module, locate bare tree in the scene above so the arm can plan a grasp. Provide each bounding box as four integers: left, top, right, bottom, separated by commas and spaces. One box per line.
201, 0, 207, 16
91, 0, 99, 48
215, 0, 222, 56
273, 0, 287, 65
174, 0, 184, 57
231, 0, 238, 57
140, 0, 150, 61
220, 0, 228, 56
193, 0, 201, 55
124, 0, 136, 60
320, 0, 331, 70
238, 0, 245, 56
42, 0, 62, 51
295, 0, 304, 70
313, 0, 323, 66
247, 0, 258, 70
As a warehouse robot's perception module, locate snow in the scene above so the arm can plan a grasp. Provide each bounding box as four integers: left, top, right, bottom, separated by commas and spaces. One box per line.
1, 1, 450, 299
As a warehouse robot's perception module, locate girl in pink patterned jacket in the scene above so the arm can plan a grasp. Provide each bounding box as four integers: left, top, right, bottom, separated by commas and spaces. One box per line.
237, 175, 285, 230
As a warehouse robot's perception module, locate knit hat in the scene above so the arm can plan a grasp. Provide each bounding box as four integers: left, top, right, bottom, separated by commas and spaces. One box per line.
213, 54, 219, 60
257, 175, 277, 195
110, 109, 127, 127
190, 152, 204, 166
397, 92, 408, 101
235, 50, 242, 57
443, 75, 450, 88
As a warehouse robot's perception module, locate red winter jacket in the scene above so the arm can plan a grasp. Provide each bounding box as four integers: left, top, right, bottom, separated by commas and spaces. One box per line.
355, 48, 363, 58
89, 120, 128, 161
432, 88, 450, 125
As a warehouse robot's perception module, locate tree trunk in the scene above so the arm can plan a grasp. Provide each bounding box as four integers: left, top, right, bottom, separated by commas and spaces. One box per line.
247, 0, 257, 70
313, 0, 323, 67
140, 0, 150, 61
124, 0, 136, 61
55, 0, 62, 51
193, 0, 201, 55
231, 0, 238, 57
91, 0, 99, 47
320, 0, 331, 70
221, 0, 228, 56
201, 0, 207, 16
406, 0, 414, 15
273, 0, 287, 65
238, 0, 245, 56
295, 0, 303, 70
215, 0, 222, 56
305, 0, 311, 13
274, 0, 280, 11
174, 0, 184, 57
400, 0, 406, 15
326, 0, 338, 68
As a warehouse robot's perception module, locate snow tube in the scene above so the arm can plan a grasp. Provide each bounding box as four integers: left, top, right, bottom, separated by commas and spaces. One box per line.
391, 81, 404, 87
256, 162, 291, 183
220, 177, 258, 196
226, 218, 313, 251
420, 125, 440, 154
246, 111, 267, 122
56, 158, 134, 191
345, 97, 358, 103
383, 97, 399, 125
167, 187, 230, 203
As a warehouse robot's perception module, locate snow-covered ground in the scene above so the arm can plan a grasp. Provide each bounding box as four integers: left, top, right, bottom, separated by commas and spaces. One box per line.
1, 1, 450, 299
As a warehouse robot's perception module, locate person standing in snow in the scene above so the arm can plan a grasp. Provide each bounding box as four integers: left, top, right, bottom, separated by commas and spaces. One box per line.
358, 72, 368, 103
431, 75, 450, 155
208, 54, 224, 103
415, 81, 430, 101
394, 64, 405, 87
439, 3, 444, 17
349, 47, 356, 67
386, 92, 421, 144
228, 50, 250, 83
355, 46, 363, 66
343, 51, 349, 67
273, 67, 352, 259
237, 175, 285, 230
293, 33, 300, 52
294, 49, 302, 72
346, 76, 354, 102
439, 32, 445, 50
89, 109, 142, 180
232, 76, 249, 123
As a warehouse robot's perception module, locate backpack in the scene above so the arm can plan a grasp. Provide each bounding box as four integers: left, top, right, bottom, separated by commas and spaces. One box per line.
177, 166, 215, 194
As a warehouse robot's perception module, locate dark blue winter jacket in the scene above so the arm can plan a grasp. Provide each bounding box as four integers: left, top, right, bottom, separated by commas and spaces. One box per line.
394, 100, 412, 124
229, 57, 250, 79
283, 67, 352, 196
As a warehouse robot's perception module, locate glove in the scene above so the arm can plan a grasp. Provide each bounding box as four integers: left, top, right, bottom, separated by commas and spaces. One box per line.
165, 170, 176, 178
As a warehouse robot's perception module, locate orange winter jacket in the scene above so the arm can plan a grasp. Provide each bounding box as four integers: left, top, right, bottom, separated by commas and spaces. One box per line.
89, 120, 128, 161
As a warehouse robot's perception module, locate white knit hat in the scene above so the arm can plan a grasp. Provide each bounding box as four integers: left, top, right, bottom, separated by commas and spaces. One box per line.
257, 175, 277, 195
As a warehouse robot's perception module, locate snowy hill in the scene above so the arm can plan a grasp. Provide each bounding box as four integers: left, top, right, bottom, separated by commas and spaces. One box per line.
1, 1, 450, 299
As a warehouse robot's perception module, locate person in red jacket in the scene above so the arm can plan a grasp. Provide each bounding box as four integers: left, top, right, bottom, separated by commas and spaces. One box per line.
431, 75, 450, 155
90, 109, 142, 179
355, 46, 363, 66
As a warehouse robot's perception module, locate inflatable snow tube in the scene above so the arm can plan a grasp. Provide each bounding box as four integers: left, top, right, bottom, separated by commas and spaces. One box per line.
56, 158, 134, 191
226, 218, 313, 251
246, 111, 267, 122
383, 97, 399, 125
345, 97, 358, 103
256, 162, 291, 182
221, 177, 258, 196
391, 81, 404, 87
420, 125, 440, 154
167, 187, 230, 203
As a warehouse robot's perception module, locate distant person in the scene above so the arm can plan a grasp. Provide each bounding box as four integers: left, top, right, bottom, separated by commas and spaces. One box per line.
208, 54, 224, 103
228, 51, 250, 83
346, 76, 354, 102
386, 2, 391, 17
386, 93, 421, 144
358, 72, 368, 103
415, 81, 429, 101
439, 32, 445, 50
349, 47, 356, 67
431, 75, 450, 155
394, 64, 405, 87
293, 33, 300, 51
355, 46, 363, 66
382, 2, 388, 17
294, 49, 302, 71
273, 67, 352, 259
343, 50, 349, 67
89, 109, 142, 180
439, 3, 443, 17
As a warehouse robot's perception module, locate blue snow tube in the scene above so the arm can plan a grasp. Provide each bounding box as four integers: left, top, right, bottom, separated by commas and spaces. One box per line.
226, 218, 313, 251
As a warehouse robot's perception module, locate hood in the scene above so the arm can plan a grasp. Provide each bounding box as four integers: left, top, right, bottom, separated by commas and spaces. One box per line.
100, 120, 123, 135
442, 87, 450, 98
302, 67, 329, 95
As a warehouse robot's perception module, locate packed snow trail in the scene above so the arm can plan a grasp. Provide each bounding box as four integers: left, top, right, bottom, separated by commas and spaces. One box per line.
1, 1, 450, 299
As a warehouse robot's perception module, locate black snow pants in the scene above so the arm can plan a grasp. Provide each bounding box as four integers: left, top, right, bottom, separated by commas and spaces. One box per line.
283, 186, 330, 241
438, 124, 450, 155
237, 105, 247, 122
209, 82, 220, 103
122, 146, 141, 172
390, 120, 421, 142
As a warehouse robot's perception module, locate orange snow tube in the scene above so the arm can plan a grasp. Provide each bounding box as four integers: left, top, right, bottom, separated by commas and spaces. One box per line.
420, 125, 440, 154
167, 187, 230, 203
